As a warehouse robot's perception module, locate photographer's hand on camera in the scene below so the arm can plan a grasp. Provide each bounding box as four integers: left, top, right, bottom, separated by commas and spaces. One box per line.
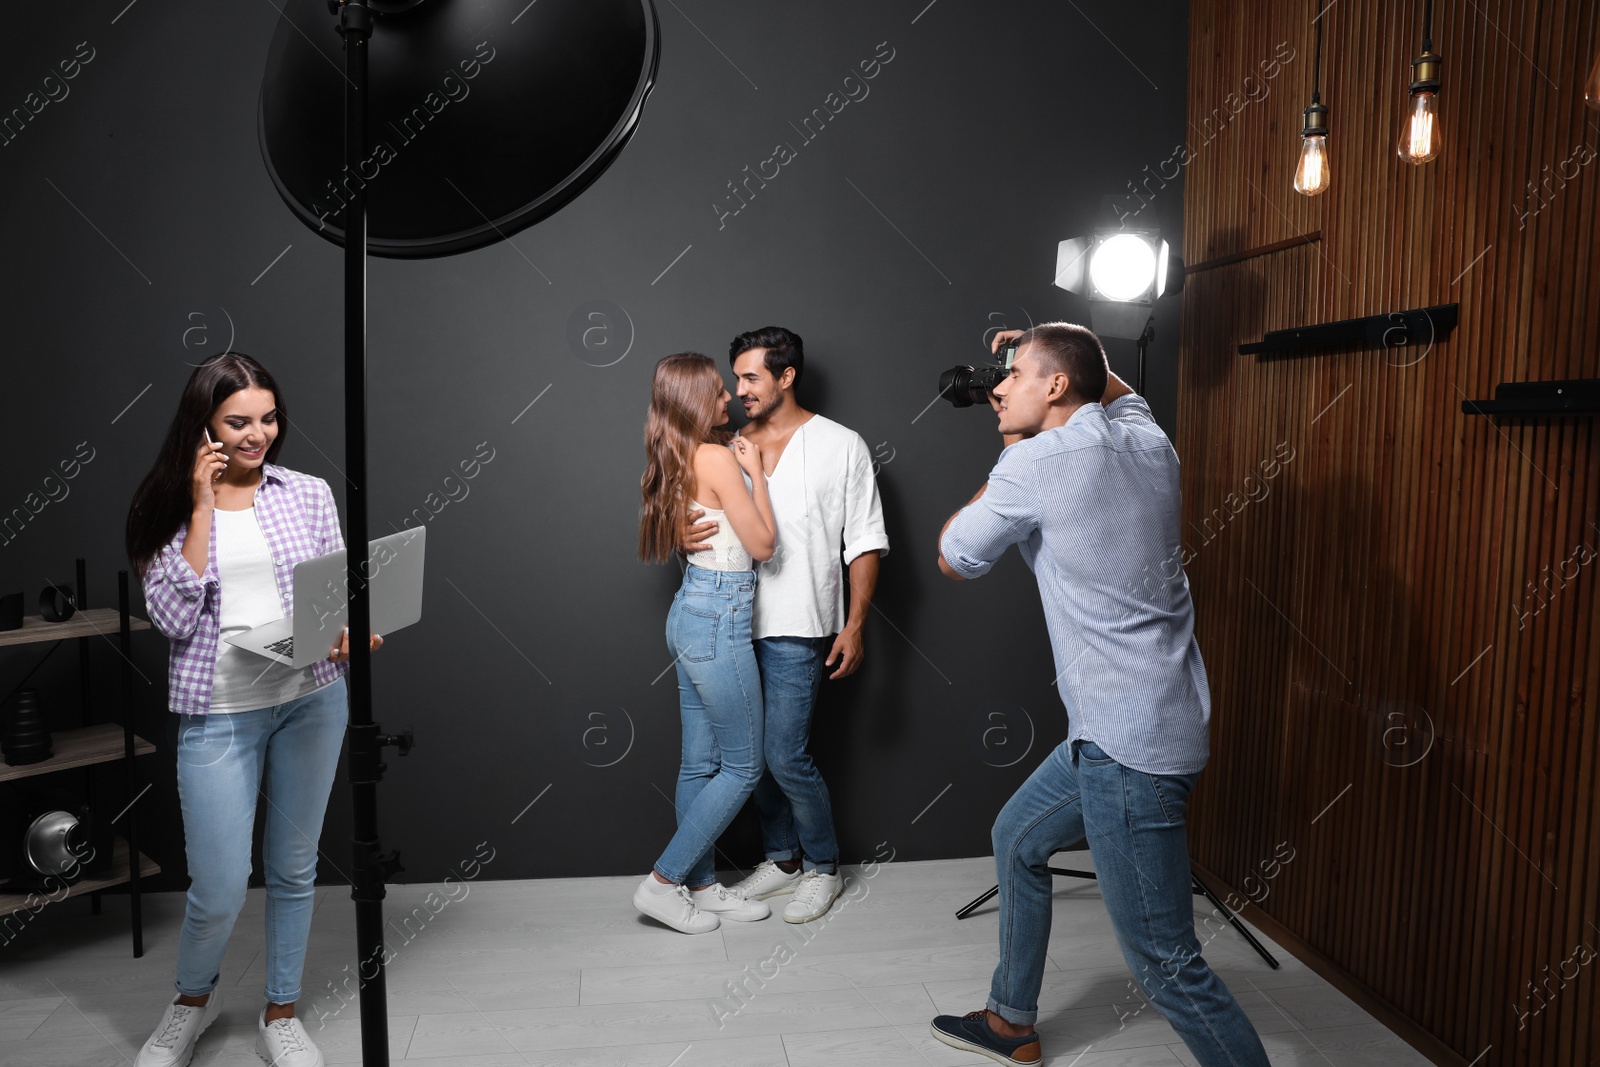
989, 329, 1024, 355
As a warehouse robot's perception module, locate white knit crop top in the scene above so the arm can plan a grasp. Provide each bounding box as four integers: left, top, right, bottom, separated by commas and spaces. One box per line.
688, 497, 754, 572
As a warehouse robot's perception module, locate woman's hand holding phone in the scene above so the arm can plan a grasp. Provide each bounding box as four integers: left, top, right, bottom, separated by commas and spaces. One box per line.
191, 427, 229, 509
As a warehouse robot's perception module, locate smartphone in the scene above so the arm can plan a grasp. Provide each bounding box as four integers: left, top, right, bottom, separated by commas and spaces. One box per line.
204, 427, 228, 463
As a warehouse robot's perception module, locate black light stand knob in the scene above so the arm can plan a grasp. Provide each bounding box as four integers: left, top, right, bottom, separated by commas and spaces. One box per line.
376, 850, 405, 881
378, 729, 414, 758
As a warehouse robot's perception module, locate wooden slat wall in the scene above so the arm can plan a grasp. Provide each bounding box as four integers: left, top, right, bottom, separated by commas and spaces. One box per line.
1179, 2, 1600, 1064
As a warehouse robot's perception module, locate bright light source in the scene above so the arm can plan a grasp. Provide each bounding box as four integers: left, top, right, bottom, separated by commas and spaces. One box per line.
1054, 228, 1179, 341
1294, 133, 1331, 196
1398, 90, 1440, 163
1089, 234, 1159, 301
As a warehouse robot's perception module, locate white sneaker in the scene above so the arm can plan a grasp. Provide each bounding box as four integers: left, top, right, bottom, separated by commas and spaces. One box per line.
256, 1009, 325, 1067
135, 986, 224, 1067
783, 870, 843, 923
690, 883, 771, 922
731, 859, 803, 900
633, 875, 720, 933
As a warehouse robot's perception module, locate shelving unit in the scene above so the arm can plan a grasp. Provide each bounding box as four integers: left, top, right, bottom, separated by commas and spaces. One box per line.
0, 838, 160, 916
0, 561, 157, 955
0, 608, 151, 649
0, 723, 155, 782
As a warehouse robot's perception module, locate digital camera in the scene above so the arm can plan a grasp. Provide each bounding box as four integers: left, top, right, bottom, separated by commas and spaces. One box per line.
938, 340, 1019, 409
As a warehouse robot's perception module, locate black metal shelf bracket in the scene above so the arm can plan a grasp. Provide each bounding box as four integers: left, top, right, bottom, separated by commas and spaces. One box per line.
1238, 303, 1459, 356
1461, 378, 1600, 417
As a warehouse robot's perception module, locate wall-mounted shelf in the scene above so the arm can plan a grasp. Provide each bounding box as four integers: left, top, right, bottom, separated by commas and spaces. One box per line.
1239, 303, 1459, 356
1461, 378, 1600, 417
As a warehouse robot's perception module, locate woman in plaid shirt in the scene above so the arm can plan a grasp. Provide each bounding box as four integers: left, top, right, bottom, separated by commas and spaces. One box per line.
125, 353, 381, 1067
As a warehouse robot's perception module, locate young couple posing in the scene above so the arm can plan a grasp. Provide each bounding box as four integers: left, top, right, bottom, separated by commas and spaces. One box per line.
634, 326, 889, 933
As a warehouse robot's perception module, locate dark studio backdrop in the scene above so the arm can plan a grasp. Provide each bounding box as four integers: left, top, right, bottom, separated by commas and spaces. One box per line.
0, 1, 1189, 893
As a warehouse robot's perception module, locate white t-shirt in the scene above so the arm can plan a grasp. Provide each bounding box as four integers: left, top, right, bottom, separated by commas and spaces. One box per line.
210, 506, 325, 712
750, 415, 890, 639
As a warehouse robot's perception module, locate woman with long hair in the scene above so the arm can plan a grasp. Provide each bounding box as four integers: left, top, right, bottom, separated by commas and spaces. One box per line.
126, 352, 381, 1067
635, 352, 778, 932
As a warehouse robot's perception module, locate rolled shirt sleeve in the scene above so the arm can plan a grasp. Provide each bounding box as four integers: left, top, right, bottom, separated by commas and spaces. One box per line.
841, 434, 890, 564
940, 446, 1040, 579
142, 524, 217, 640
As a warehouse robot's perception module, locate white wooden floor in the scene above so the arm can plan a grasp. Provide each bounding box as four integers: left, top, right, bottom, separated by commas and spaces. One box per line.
0, 856, 1432, 1066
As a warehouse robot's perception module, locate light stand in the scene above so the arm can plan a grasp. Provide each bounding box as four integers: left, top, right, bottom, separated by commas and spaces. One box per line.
953, 856, 1279, 969
260, 3, 659, 1062
1135, 317, 1155, 398
333, 6, 409, 1064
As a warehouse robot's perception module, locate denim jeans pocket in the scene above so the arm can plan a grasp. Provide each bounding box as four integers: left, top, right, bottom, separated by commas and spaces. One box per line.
1075, 739, 1119, 766
670, 601, 721, 663
1146, 772, 1197, 828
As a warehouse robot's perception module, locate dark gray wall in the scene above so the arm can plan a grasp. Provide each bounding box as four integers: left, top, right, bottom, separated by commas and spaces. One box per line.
0, 1, 1189, 888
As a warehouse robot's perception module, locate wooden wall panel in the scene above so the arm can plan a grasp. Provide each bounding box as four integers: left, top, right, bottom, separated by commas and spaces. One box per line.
1179, 2, 1600, 1064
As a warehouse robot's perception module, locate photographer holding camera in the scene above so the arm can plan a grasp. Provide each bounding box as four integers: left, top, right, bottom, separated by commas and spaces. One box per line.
930, 324, 1268, 1067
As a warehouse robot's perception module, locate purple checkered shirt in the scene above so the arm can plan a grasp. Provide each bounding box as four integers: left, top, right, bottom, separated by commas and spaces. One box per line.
141, 464, 348, 714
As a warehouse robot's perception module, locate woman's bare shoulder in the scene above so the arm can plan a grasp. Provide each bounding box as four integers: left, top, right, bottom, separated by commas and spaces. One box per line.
694, 442, 737, 469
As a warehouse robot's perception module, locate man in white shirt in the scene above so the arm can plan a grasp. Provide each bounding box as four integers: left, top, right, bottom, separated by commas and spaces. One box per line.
684, 326, 890, 923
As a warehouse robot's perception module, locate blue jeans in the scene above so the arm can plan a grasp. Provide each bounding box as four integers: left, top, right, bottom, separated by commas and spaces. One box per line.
989, 739, 1268, 1067
657, 566, 764, 887
174, 677, 347, 1004
752, 636, 838, 874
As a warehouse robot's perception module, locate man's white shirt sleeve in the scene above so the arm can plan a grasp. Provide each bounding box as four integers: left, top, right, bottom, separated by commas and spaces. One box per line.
842, 433, 890, 565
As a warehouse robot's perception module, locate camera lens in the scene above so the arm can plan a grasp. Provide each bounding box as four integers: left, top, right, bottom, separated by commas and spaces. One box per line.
939, 365, 1006, 408
939, 367, 979, 408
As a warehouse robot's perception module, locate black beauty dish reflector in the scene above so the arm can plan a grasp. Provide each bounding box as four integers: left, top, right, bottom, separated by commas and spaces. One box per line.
259, 0, 660, 258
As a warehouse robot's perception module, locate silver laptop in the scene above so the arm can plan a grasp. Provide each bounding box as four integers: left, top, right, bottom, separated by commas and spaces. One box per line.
225, 527, 426, 669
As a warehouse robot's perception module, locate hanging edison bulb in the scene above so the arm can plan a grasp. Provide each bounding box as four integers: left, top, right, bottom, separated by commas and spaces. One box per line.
1585, 47, 1600, 110
1295, 99, 1332, 196
1399, 84, 1441, 163
1293, 3, 1331, 196
1399, 1, 1442, 164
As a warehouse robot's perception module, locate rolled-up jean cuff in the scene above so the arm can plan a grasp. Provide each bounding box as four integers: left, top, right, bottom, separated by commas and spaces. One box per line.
805, 859, 838, 874
987, 997, 1037, 1027
766, 849, 801, 863
266, 986, 301, 1006
174, 977, 220, 998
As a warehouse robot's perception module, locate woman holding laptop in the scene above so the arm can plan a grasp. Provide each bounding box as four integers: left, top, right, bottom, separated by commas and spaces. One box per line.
124, 352, 380, 1067
635, 352, 777, 932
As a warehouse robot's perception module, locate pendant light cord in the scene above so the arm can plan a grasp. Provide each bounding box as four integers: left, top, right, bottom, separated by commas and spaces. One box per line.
1312, 1, 1324, 103
1421, 0, 1433, 53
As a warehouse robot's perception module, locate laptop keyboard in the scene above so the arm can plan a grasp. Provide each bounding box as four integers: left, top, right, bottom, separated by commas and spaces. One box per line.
265, 636, 295, 658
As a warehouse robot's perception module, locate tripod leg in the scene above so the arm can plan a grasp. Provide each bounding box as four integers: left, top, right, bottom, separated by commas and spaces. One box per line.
955, 884, 1000, 920
1190, 870, 1279, 969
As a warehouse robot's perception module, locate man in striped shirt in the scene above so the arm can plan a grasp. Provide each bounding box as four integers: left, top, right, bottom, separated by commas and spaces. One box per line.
930, 324, 1268, 1067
